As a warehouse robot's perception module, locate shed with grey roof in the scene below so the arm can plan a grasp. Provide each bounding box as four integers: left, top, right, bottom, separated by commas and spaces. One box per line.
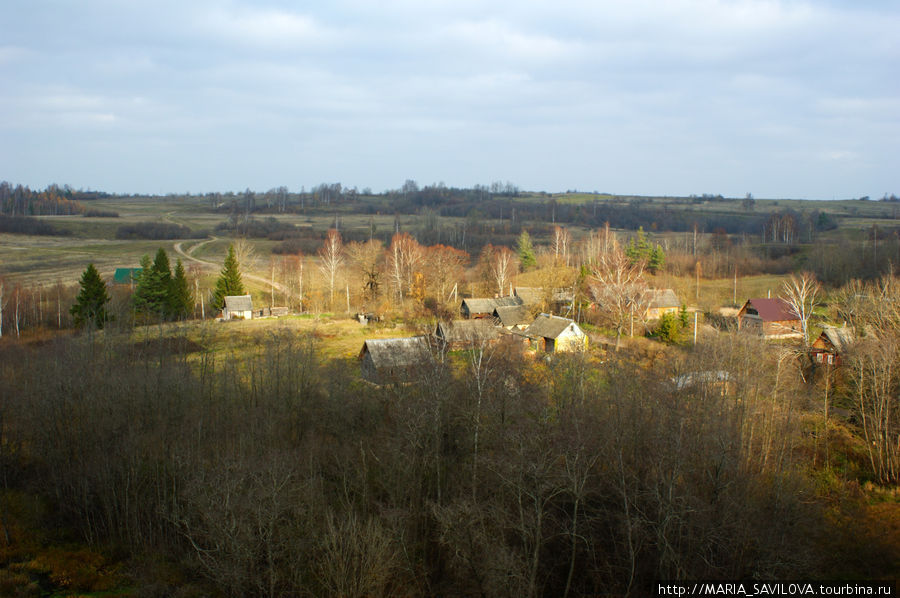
434, 320, 500, 350
460, 295, 523, 319
223, 295, 253, 320
358, 337, 433, 385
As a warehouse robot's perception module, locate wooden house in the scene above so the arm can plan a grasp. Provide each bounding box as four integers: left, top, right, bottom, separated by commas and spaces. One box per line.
460, 296, 523, 319
223, 295, 253, 320
810, 325, 856, 365
493, 304, 532, 330
358, 337, 433, 385
644, 289, 679, 320
522, 314, 588, 353
434, 320, 500, 350
737, 298, 802, 340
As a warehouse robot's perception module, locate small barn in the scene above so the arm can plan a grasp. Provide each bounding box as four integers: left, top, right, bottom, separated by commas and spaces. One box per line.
461, 296, 523, 319
522, 314, 588, 353
358, 337, 433, 385
810, 325, 856, 365
493, 304, 532, 330
645, 289, 680, 320
434, 320, 500, 350
737, 298, 802, 340
223, 295, 254, 320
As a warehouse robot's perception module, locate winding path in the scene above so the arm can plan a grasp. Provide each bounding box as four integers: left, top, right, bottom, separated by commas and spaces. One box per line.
171, 232, 290, 296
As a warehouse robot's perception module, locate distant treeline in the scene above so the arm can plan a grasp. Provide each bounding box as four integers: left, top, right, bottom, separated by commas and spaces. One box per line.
83, 208, 119, 218
0, 214, 69, 236
0, 181, 113, 216
115, 222, 195, 240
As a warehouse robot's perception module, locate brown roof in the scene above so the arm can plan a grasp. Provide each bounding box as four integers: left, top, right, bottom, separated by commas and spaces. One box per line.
819, 325, 856, 353
742, 298, 798, 322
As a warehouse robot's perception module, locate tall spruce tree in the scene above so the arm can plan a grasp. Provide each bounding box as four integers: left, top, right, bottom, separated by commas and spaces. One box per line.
132, 248, 177, 319
131, 254, 155, 315
648, 243, 666, 274
70, 263, 110, 329
516, 229, 537, 270
212, 244, 245, 310
169, 258, 193, 319
133, 248, 174, 319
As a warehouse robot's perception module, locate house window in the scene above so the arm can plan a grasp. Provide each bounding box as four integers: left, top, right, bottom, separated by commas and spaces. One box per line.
816, 353, 823, 363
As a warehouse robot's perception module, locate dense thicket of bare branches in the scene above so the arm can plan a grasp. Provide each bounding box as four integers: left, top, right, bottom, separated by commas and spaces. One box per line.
1, 326, 887, 595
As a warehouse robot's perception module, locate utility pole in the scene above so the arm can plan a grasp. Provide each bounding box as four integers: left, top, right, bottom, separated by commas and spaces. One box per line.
733, 265, 737, 306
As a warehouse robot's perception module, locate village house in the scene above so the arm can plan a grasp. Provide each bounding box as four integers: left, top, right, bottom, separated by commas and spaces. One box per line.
522, 314, 588, 353
460, 295, 523, 319
434, 320, 500, 350
493, 304, 532, 330
222, 295, 254, 320
737, 298, 802, 340
644, 288, 680, 320
112, 267, 142, 287
358, 336, 433, 385
810, 325, 857, 365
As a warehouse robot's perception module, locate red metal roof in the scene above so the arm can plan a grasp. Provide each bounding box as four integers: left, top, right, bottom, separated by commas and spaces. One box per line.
744, 298, 798, 322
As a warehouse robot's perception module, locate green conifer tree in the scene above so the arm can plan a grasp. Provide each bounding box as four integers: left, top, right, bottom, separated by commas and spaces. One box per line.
212, 244, 245, 310
133, 248, 175, 319
648, 243, 666, 274
70, 263, 110, 329
169, 258, 194, 319
131, 254, 155, 315
516, 229, 537, 270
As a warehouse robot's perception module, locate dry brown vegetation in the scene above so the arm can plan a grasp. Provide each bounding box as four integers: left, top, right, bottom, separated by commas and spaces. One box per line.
0, 319, 897, 595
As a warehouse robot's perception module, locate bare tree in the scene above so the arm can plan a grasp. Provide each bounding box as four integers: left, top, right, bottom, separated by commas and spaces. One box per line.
481, 245, 518, 297
426, 244, 468, 304
552, 225, 571, 267
780, 272, 820, 347
589, 245, 649, 349
387, 233, 423, 303
346, 239, 384, 304
848, 335, 900, 483
318, 229, 344, 309
232, 237, 257, 275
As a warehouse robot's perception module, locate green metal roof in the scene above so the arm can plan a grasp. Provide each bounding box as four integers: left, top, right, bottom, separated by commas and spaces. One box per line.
113, 267, 142, 284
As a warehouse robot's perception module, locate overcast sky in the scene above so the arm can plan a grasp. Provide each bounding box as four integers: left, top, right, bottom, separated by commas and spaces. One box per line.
1, 0, 897, 199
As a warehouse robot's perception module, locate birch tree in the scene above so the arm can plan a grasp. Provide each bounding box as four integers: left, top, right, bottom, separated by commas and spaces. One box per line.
589, 244, 649, 349
780, 272, 820, 347
318, 229, 344, 309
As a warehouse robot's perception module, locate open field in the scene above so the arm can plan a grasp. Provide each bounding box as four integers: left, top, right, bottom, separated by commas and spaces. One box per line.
1, 191, 897, 299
